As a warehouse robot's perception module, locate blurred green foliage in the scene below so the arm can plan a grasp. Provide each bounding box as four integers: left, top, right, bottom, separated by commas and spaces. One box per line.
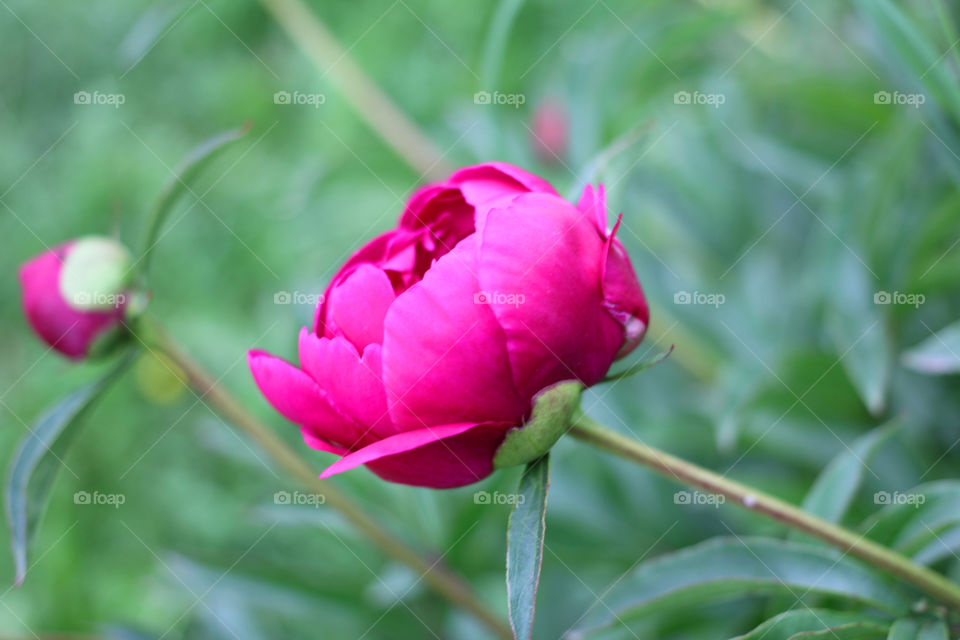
2, 0, 960, 638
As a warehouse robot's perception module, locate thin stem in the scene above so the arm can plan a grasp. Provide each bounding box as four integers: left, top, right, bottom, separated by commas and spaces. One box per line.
258, 0, 452, 182
569, 412, 960, 611
144, 320, 512, 640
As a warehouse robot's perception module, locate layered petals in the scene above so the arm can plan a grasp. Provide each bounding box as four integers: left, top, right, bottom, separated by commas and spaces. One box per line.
476, 193, 624, 397
382, 235, 529, 429
324, 264, 395, 351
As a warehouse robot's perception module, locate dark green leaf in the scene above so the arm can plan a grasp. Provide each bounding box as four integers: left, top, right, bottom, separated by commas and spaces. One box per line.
5, 353, 132, 586
571, 537, 912, 636
861, 481, 960, 564
887, 617, 949, 640
506, 455, 550, 640
797, 421, 899, 528
731, 609, 888, 640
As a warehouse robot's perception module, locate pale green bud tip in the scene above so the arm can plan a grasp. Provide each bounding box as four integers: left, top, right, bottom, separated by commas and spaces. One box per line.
59, 236, 133, 312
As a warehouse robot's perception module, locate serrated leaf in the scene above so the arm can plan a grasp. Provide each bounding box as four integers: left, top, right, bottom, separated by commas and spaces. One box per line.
569, 537, 912, 637
887, 617, 949, 640
731, 609, 888, 640
506, 455, 550, 640
138, 124, 250, 275
5, 353, 132, 585
902, 320, 960, 375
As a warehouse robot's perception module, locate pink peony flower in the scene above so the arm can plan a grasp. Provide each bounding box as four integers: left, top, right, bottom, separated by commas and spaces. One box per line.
19, 238, 130, 360
249, 163, 648, 488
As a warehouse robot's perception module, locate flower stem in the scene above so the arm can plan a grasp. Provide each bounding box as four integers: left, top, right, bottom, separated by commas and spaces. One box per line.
569, 411, 960, 611
257, 0, 452, 182
145, 320, 512, 640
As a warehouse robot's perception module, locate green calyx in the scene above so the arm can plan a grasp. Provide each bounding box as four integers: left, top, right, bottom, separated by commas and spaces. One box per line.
59, 236, 133, 312
493, 380, 584, 469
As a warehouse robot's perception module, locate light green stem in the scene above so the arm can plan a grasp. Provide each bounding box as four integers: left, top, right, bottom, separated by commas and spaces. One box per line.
144, 320, 512, 640
569, 412, 960, 611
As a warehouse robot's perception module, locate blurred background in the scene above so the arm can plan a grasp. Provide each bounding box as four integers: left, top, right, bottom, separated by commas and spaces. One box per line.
2, 0, 960, 638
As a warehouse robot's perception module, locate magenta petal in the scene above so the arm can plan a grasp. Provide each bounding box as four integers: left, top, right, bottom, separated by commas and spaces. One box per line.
19, 244, 123, 359
297, 329, 394, 439
382, 235, 528, 429
477, 193, 624, 396
449, 162, 557, 209
601, 216, 649, 358
248, 350, 365, 450
319, 421, 511, 489
576, 183, 608, 235
325, 263, 395, 350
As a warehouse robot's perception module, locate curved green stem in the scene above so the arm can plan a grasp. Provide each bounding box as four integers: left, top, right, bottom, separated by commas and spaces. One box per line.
569, 412, 960, 611
141, 319, 512, 640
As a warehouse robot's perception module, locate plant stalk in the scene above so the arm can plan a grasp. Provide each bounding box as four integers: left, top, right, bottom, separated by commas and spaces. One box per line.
145, 321, 512, 640
569, 411, 960, 611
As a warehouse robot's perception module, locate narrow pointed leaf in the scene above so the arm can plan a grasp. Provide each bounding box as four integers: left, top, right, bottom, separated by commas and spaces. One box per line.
570, 537, 912, 637
602, 345, 674, 382
506, 455, 550, 640
730, 609, 888, 640
902, 320, 960, 375
5, 353, 132, 586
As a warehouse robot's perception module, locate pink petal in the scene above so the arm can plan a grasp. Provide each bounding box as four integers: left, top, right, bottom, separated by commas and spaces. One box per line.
382, 235, 528, 429
576, 183, 608, 235
449, 162, 558, 209
601, 216, 650, 358
324, 263, 395, 350
297, 329, 395, 440
19, 243, 123, 360
319, 421, 512, 489
476, 193, 624, 397
248, 350, 366, 450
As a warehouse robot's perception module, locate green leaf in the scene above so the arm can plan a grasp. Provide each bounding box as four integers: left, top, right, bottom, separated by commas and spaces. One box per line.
887, 618, 949, 640
826, 251, 892, 416
602, 345, 674, 382
494, 381, 582, 468
902, 320, 960, 375
5, 353, 132, 586
797, 421, 899, 528
479, 0, 525, 89
506, 455, 550, 640
861, 481, 960, 564
138, 124, 250, 275
854, 0, 960, 125
731, 610, 889, 640
570, 537, 913, 636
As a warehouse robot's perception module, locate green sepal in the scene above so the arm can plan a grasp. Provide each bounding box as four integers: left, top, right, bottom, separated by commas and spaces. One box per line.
493, 381, 583, 468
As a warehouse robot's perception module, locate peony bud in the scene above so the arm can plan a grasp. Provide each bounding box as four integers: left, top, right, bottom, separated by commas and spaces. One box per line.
530, 98, 569, 164
249, 163, 648, 488
19, 237, 131, 360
